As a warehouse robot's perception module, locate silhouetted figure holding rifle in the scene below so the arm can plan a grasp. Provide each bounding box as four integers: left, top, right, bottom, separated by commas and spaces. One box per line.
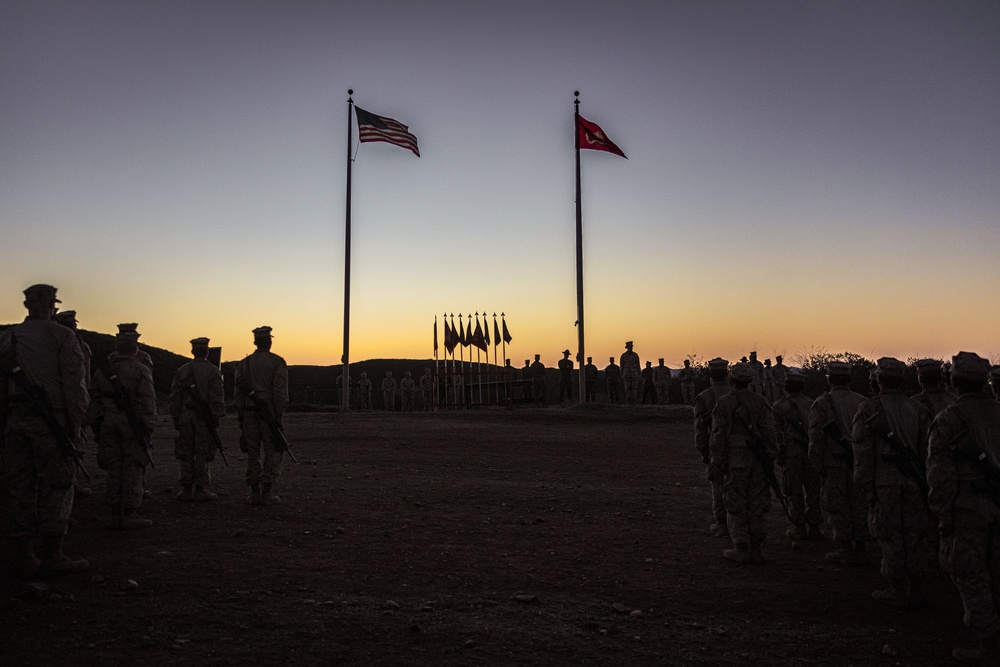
235, 326, 289, 506
0, 284, 90, 578
169, 337, 226, 502
708, 362, 780, 564
89, 330, 157, 529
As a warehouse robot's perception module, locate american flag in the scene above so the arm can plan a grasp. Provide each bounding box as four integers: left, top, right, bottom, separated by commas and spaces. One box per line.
354, 106, 420, 157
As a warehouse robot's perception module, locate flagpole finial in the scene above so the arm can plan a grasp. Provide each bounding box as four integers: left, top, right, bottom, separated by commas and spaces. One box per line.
574, 90, 579, 98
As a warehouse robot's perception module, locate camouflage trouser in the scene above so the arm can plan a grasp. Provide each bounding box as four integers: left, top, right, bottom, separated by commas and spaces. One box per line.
241, 413, 284, 487
174, 410, 214, 488
608, 382, 623, 404
2, 409, 75, 538
940, 495, 1000, 637
401, 393, 414, 411
624, 377, 639, 405
97, 415, 147, 510
422, 390, 433, 410
532, 380, 545, 406
383, 391, 394, 411
781, 448, 822, 526
655, 386, 669, 405
868, 480, 930, 578
359, 391, 370, 409
723, 462, 771, 545
681, 383, 696, 406
821, 464, 869, 541
710, 476, 726, 524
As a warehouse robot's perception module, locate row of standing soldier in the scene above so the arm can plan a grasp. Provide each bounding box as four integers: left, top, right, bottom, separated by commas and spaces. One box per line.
0, 284, 291, 583
694, 353, 1000, 665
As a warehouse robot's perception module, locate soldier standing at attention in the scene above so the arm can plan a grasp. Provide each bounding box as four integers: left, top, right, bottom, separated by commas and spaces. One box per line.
605, 357, 624, 404
169, 337, 225, 503
709, 362, 778, 564
358, 372, 372, 410
621, 341, 641, 405
521, 360, 533, 404
927, 352, 1000, 664
678, 359, 697, 407
852, 357, 931, 608
641, 361, 656, 404
88, 330, 157, 529
694, 358, 731, 537
747, 351, 765, 395
530, 354, 547, 407
809, 362, 868, 566
381, 371, 396, 411
913, 359, 958, 417
1, 285, 89, 578
583, 357, 598, 403
771, 355, 788, 401
111, 323, 154, 370
400, 371, 416, 411
557, 350, 574, 403
653, 359, 672, 405
235, 326, 288, 506
419, 367, 434, 410
772, 368, 822, 541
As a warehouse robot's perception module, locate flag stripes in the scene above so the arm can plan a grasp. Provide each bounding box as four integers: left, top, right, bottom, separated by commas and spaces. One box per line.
355, 106, 420, 157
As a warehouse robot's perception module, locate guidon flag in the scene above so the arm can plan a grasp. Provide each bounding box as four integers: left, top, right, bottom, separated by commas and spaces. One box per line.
577, 115, 626, 159
355, 106, 420, 157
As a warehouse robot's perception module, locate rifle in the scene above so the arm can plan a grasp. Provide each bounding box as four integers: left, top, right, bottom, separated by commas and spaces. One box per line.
735, 402, 791, 520
821, 394, 854, 466
865, 407, 928, 495
108, 373, 155, 468
185, 383, 228, 467
246, 390, 298, 464
7, 364, 90, 479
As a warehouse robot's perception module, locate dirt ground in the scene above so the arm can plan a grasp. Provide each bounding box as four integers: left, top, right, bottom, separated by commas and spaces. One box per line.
1, 406, 973, 665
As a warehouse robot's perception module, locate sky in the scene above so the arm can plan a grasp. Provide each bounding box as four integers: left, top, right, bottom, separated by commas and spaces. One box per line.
2, 1, 998, 368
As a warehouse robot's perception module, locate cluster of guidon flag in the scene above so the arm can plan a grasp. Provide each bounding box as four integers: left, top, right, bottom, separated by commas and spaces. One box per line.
434, 313, 512, 356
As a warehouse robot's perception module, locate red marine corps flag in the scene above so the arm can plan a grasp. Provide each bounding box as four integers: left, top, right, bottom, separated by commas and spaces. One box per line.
576, 114, 627, 159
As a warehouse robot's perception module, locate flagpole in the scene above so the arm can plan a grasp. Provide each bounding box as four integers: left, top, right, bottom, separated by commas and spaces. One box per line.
343, 90, 355, 412
574, 91, 586, 404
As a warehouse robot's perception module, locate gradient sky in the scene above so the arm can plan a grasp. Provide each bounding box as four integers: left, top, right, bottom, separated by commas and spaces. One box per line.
2, 1, 998, 367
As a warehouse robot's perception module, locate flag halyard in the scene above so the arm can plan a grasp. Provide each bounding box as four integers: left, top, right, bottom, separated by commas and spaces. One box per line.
355, 106, 420, 157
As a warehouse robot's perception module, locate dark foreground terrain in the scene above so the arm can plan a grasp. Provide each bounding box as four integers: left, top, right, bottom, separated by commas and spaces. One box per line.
1, 407, 970, 665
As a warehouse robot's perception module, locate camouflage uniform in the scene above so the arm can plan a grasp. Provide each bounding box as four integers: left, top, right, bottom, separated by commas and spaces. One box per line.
530, 357, 546, 407
235, 327, 289, 504
605, 358, 624, 404
620, 342, 641, 405
521, 361, 532, 403
747, 353, 765, 395
653, 360, 671, 405
694, 358, 731, 534
678, 362, 697, 406
419, 369, 434, 410
927, 352, 1000, 662
584, 359, 598, 403
769, 358, 788, 402
89, 340, 157, 525
169, 339, 225, 500
557, 351, 573, 402
358, 373, 372, 409
709, 363, 778, 562
1, 285, 89, 577
852, 358, 931, 605
400, 372, 416, 411
382, 372, 396, 411
913, 359, 958, 417
109, 323, 154, 370
641, 362, 656, 404
772, 372, 822, 536
808, 363, 868, 562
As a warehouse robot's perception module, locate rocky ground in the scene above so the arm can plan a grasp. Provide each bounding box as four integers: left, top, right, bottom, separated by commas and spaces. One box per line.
0, 406, 972, 665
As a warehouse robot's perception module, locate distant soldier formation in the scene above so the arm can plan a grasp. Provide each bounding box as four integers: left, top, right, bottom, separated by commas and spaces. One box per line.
4, 287, 1000, 663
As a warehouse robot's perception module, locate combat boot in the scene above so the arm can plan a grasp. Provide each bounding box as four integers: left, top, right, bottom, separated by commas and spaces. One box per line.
14, 537, 40, 580
247, 484, 262, 506
260, 483, 281, 505
176, 485, 194, 502
825, 541, 857, 566
191, 486, 218, 502
871, 577, 907, 608
120, 509, 153, 530
36, 536, 89, 577
749, 538, 768, 564
724, 543, 751, 564
806, 523, 824, 541
952, 633, 1000, 665
854, 540, 871, 566
785, 524, 807, 540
